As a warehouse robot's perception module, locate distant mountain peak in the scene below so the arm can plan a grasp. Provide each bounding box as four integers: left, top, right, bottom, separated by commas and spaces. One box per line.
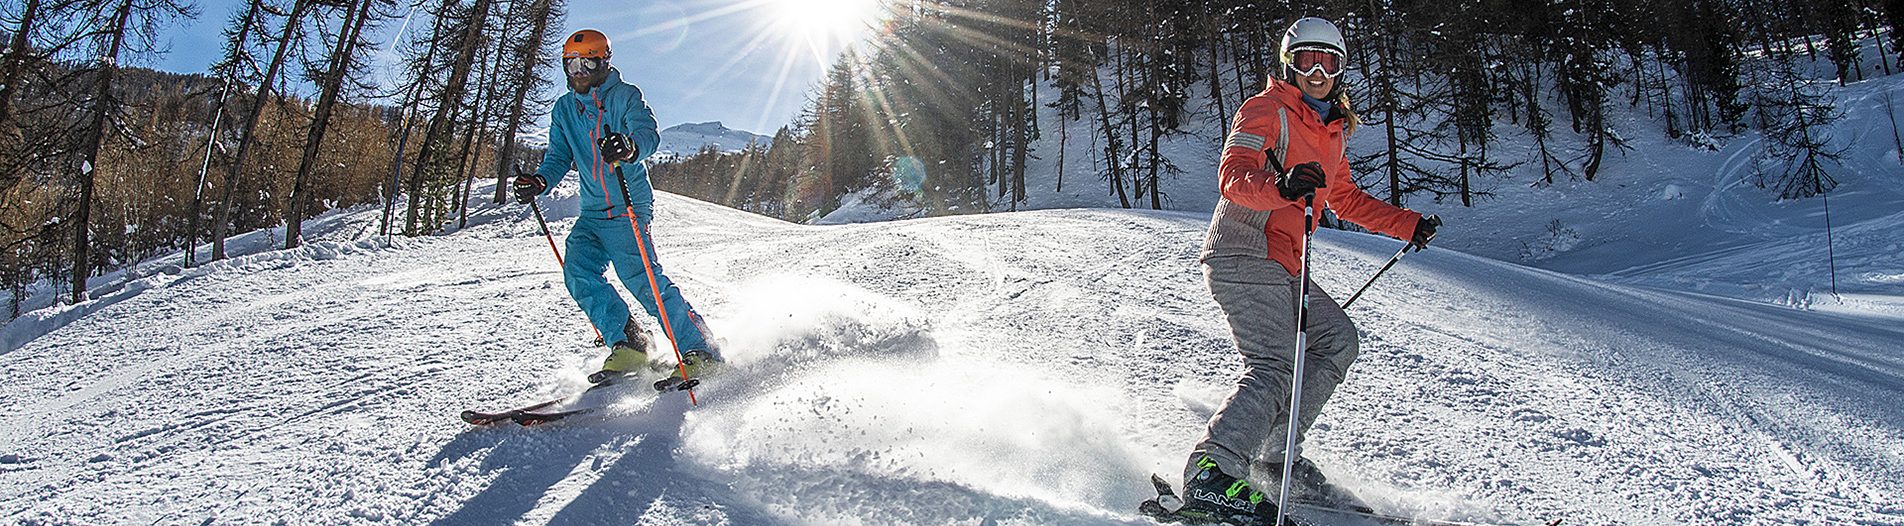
657, 121, 772, 156
669, 121, 730, 131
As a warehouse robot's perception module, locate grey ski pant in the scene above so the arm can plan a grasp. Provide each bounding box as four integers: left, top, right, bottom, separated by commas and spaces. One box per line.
1187, 255, 1360, 482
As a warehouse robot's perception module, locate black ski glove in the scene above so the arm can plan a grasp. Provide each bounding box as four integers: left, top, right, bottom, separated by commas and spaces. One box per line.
1276, 161, 1328, 200
1411, 214, 1441, 249
513, 174, 547, 204
598, 132, 636, 164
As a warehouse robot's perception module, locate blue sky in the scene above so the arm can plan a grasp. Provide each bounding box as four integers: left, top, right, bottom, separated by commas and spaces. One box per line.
151, 0, 873, 134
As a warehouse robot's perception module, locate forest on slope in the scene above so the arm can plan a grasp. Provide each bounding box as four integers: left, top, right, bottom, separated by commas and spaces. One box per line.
5, 0, 1896, 319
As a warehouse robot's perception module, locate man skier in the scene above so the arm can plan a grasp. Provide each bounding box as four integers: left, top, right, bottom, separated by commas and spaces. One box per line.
512, 29, 720, 383
1172, 17, 1441, 524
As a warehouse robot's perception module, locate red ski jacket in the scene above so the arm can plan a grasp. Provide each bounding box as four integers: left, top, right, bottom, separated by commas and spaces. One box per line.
1201, 78, 1422, 276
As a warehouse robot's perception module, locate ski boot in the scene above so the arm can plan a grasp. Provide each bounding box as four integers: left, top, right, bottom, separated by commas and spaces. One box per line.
588, 318, 656, 384
1258, 456, 1369, 513
1176, 455, 1279, 525
654, 349, 722, 392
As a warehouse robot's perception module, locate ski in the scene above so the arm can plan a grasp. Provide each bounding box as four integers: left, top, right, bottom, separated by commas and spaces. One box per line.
654, 375, 700, 392
460, 378, 622, 426
484, 372, 707, 427
511, 407, 594, 426
1288, 503, 1562, 526
1139, 474, 1558, 526
460, 398, 562, 426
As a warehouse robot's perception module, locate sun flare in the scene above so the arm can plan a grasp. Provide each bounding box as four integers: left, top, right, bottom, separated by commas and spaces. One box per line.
765, 0, 884, 57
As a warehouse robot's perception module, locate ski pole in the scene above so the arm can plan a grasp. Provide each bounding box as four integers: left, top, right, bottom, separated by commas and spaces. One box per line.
582, 91, 693, 404
609, 162, 698, 406
529, 200, 564, 266
1339, 244, 1411, 310
1275, 193, 1317, 526
1340, 215, 1438, 310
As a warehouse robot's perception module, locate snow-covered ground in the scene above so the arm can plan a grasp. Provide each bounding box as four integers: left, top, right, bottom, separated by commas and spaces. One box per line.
3, 179, 1899, 525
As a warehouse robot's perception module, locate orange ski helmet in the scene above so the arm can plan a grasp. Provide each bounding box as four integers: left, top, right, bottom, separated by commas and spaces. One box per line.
563, 29, 611, 59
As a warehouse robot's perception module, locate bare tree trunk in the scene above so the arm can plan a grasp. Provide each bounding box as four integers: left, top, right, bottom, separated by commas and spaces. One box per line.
1055, 107, 1066, 193
1459, 139, 1473, 207
184, 76, 230, 267
0, 0, 41, 128
71, 0, 134, 302
1010, 80, 1028, 209
186, 0, 265, 267
212, 0, 311, 260
1088, 45, 1129, 209
453, 27, 505, 229
0, 0, 44, 200
381, 107, 417, 235
1143, 60, 1162, 212
1375, 17, 1403, 206
493, 0, 559, 204
285, 0, 373, 250
453, 117, 487, 228
405, 0, 495, 235
1208, 24, 1228, 128
1120, 52, 1144, 204
384, 10, 453, 237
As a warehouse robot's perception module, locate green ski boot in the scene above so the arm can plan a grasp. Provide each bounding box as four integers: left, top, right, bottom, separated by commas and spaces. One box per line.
588, 318, 656, 384
1177, 455, 1279, 525
654, 349, 723, 392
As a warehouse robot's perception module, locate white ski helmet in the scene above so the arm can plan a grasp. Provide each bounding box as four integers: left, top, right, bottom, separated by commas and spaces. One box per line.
1280, 17, 1347, 64
1279, 17, 1348, 93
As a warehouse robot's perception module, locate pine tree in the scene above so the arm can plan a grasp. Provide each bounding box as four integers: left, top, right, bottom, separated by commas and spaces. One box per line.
284, 0, 381, 249
212, 0, 314, 261
67, 0, 195, 302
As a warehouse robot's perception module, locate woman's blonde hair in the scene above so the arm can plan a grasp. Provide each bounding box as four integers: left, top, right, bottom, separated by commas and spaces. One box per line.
1336, 91, 1359, 136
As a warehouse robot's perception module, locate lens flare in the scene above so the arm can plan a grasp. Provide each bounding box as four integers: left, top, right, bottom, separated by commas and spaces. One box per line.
764, 0, 884, 65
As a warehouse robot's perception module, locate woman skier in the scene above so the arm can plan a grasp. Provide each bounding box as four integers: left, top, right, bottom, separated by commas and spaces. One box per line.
1174, 17, 1441, 524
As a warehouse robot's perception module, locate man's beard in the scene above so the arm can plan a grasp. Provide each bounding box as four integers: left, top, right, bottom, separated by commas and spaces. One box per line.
568, 70, 607, 93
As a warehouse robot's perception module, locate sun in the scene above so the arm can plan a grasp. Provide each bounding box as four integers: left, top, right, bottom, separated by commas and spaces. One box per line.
764, 0, 885, 59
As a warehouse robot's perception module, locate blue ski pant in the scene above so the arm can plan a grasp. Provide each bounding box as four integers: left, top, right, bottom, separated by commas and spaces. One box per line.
564, 211, 715, 357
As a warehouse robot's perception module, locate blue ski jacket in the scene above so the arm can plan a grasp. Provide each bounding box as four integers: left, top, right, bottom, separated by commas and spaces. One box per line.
534, 68, 663, 221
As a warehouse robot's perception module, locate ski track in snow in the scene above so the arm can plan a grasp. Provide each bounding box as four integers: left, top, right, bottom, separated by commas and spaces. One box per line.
1, 187, 1900, 525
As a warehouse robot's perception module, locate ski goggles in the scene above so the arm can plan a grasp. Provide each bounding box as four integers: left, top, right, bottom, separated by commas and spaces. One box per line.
564, 57, 605, 78
1288, 47, 1345, 78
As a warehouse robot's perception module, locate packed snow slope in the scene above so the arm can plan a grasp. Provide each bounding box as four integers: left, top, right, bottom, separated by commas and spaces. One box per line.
3, 184, 1901, 525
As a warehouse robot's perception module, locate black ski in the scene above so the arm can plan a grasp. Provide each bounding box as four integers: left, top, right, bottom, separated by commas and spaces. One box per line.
511, 407, 594, 426
1138, 474, 1558, 526
1289, 503, 1562, 526
654, 375, 700, 392
497, 374, 705, 427
460, 379, 622, 426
